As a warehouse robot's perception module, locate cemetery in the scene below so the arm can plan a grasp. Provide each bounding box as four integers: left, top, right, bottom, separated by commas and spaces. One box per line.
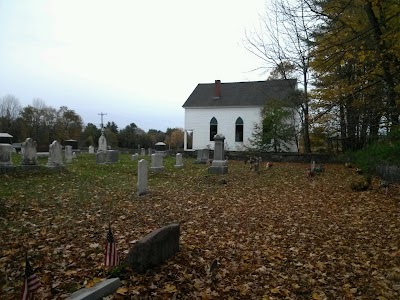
1, 148, 400, 299
1, 0, 399, 297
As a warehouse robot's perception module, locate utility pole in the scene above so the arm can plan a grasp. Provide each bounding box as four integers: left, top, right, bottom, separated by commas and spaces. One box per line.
98, 112, 107, 130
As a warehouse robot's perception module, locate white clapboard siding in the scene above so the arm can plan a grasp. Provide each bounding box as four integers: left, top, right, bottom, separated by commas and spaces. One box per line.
184, 106, 261, 151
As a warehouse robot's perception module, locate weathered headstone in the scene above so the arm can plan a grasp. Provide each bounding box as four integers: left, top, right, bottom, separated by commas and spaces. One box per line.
88, 145, 95, 154
98, 129, 107, 152
148, 148, 152, 156
254, 157, 262, 172
65, 145, 73, 163
0, 143, 13, 167
96, 151, 107, 164
131, 153, 139, 160
137, 159, 148, 196
196, 149, 209, 164
174, 153, 183, 168
20, 138, 38, 166
140, 148, 146, 156
124, 223, 180, 273
106, 150, 119, 163
47, 140, 64, 167
150, 153, 164, 172
208, 134, 228, 174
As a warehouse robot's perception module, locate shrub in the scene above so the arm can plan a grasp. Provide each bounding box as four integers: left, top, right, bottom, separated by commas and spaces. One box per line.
350, 175, 371, 191
352, 132, 400, 174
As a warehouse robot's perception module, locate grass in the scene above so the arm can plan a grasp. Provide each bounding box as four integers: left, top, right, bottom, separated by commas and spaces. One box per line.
1, 153, 400, 299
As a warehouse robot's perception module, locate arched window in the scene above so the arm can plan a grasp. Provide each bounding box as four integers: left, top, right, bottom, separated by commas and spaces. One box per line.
235, 117, 244, 142
210, 117, 218, 141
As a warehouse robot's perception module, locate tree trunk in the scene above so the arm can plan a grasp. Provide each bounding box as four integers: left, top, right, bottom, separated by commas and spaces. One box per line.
339, 102, 347, 152
302, 71, 311, 154
364, 1, 399, 127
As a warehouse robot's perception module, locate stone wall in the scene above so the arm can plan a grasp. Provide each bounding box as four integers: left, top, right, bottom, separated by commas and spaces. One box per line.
376, 164, 400, 183
225, 151, 337, 164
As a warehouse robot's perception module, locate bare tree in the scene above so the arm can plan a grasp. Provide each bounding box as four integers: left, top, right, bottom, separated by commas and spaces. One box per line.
243, 0, 317, 153
0, 94, 21, 120
0, 94, 22, 135
32, 98, 47, 110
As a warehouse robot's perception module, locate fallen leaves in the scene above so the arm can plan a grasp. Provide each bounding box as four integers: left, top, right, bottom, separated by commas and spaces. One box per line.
162, 283, 178, 293
115, 286, 128, 295
1, 156, 400, 299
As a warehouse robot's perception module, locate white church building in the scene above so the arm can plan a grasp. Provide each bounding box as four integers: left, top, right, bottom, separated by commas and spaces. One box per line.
182, 79, 298, 152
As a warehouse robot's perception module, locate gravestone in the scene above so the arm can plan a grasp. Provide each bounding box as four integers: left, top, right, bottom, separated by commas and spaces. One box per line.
208, 134, 228, 174
196, 149, 209, 164
150, 153, 164, 173
96, 151, 107, 164
106, 150, 119, 163
20, 138, 38, 166
140, 148, 146, 156
174, 153, 183, 168
88, 145, 95, 154
124, 223, 180, 273
65, 145, 73, 163
137, 159, 148, 196
67, 278, 121, 300
47, 140, 63, 167
254, 157, 262, 172
98, 129, 107, 152
0, 143, 13, 167
148, 148, 152, 156
131, 153, 139, 160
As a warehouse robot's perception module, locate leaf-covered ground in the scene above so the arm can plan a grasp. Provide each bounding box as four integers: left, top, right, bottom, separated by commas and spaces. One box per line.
1, 154, 400, 299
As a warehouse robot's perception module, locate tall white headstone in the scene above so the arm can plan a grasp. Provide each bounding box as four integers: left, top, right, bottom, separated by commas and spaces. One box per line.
98, 129, 107, 152
208, 134, 228, 174
137, 159, 148, 196
65, 145, 73, 163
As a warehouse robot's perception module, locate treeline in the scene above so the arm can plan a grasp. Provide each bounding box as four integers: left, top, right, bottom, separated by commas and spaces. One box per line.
245, 0, 399, 153
0, 95, 184, 151
310, 0, 400, 152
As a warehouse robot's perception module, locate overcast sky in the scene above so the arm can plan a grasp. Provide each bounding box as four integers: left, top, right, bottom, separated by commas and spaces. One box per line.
0, 0, 268, 132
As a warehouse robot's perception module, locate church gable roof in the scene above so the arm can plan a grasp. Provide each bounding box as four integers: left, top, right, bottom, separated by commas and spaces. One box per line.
182, 79, 297, 108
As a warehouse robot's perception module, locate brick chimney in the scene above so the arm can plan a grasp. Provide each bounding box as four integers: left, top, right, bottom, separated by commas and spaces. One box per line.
214, 80, 221, 99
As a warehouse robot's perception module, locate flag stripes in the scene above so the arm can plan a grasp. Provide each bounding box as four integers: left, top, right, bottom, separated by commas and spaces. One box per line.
104, 225, 119, 267
21, 256, 41, 300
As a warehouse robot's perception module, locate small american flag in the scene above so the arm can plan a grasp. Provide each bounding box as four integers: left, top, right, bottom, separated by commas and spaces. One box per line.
104, 224, 119, 267
21, 256, 41, 300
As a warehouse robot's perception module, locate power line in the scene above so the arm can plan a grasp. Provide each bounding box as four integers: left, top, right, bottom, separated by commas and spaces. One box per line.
98, 112, 107, 129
